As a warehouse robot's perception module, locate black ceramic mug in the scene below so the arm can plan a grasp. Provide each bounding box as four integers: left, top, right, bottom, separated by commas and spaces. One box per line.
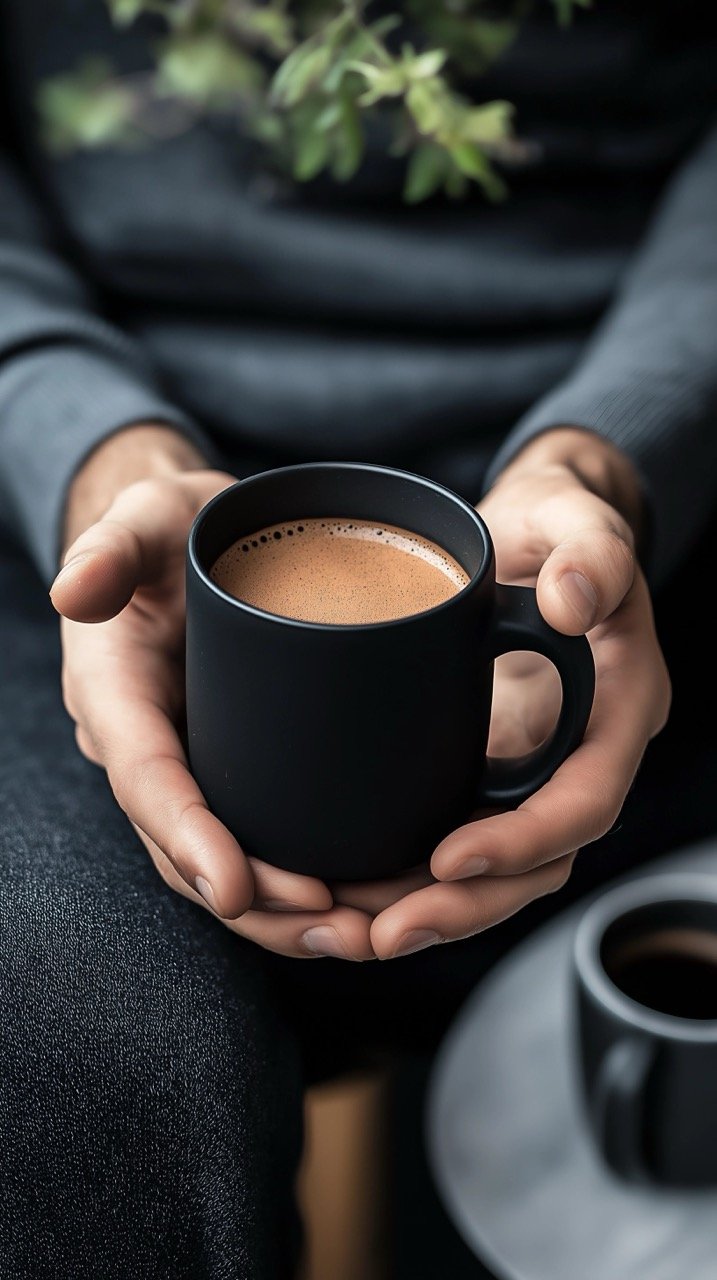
574, 874, 717, 1186
186, 462, 595, 881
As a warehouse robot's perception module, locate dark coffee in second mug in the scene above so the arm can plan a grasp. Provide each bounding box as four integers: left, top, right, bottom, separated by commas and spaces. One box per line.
574, 874, 717, 1186
186, 463, 595, 881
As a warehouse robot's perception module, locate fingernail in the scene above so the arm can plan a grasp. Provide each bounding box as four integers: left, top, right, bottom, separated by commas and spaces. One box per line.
392, 929, 441, 959
558, 571, 598, 628
453, 855, 490, 879
302, 926, 353, 959
195, 875, 217, 911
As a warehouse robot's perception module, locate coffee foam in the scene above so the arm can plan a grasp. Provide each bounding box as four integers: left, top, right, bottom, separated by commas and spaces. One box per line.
210, 518, 470, 624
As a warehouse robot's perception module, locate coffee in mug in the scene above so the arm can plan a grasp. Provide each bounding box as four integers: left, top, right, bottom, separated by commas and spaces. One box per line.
605, 926, 717, 1020
186, 463, 594, 880
210, 518, 470, 624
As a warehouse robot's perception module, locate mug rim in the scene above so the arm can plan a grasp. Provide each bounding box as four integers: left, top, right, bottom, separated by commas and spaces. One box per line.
574, 873, 717, 1041
187, 460, 493, 633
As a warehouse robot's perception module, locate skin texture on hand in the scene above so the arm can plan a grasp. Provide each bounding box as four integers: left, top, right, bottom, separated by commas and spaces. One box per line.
52, 424, 376, 960
334, 428, 671, 958
52, 423, 671, 962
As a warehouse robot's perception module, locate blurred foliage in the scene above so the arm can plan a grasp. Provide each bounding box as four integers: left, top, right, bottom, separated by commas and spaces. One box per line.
38, 0, 591, 201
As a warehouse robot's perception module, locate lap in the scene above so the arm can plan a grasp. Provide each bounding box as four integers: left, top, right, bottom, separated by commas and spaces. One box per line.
0, 538, 303, 1277
0, 535, 273, 1016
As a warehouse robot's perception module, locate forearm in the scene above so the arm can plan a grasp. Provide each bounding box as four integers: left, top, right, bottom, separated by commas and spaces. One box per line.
485, 121, 717, 584
0, 148, 213, 580
62, 422, 210, 551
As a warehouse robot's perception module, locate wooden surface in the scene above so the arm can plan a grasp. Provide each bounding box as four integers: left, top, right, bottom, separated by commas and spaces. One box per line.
429, 841, 717, 1280
297, 1071, 390, 1280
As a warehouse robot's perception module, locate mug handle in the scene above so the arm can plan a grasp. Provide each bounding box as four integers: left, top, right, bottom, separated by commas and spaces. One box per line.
477, 584, 596, 807
591, 1036, 656, 1181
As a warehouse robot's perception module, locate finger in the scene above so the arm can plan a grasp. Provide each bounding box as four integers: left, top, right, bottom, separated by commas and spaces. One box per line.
487, 655, 561, 757
50, 471, 233, 623
432, 581, 670, 881
232, 905, 375, 960
481, 476, 636, 632
144, 832, 374, 958
331, 864, 434, 915
536, 516, 635, 635
75, 723, 103, 766
248, 858, 333, 913
138, 829, 332, 916
94, 695, 254, 920
371, 853, 576, 959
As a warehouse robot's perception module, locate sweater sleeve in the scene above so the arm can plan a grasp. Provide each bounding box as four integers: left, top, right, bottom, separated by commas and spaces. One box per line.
483, 120, 717, 586
0, 148, 213, 582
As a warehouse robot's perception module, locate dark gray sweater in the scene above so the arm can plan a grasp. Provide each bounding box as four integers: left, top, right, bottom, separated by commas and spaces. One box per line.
1, 0, 716, 583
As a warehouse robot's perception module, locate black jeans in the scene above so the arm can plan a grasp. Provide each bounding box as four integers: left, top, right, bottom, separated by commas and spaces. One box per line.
2, 520, 716, 1280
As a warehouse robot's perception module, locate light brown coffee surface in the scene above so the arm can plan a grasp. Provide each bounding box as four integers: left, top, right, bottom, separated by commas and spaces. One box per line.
210, 518, 470, 624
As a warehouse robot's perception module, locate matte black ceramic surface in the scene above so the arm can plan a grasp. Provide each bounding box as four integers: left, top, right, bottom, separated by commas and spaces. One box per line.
429, 845, 717, 1280
574, 875, 717, 1186
186, 463, 595, 880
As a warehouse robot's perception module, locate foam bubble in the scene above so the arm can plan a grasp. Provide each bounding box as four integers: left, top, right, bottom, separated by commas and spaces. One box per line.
210, 518, 471, 624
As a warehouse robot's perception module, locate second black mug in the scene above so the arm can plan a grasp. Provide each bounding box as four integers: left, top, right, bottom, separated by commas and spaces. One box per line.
574, 874, 717, 1186
186, 463, 595, 880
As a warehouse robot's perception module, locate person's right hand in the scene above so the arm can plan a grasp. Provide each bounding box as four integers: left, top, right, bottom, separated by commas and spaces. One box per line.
50, 426, 374, 960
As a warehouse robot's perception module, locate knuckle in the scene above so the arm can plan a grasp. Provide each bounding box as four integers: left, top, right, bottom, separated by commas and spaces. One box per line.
604, 508, 635, 552
581, 765, 624, 835
60, 670, 80, 722
126, 475, 195, 524
154, 858, 175, 889
106, 758, 137, 818
547, 858, 573, 893
462, 879, 491, 931
175, 798, 206, 838
95, 520, 144, 576
122, 477, 169, 507
74, 725, 100, 764
652, 663, 673, 736
510, 842, 551, 875
594, 526, 635, 587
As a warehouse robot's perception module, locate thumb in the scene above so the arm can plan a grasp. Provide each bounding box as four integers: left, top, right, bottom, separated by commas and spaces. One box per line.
536, 524, 636, 635
49, 475, 186, 623
50, 520, 143, 623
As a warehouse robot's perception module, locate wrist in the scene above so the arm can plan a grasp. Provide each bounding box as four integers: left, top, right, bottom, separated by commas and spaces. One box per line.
62, 422, 208, 551
495, 427, 645, 544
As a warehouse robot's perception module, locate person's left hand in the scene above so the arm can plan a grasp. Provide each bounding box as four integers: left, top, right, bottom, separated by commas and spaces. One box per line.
333, 428, 672, 959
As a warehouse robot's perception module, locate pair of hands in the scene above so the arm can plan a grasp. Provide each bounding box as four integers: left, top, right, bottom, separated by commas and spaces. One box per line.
51, 426, 671, 961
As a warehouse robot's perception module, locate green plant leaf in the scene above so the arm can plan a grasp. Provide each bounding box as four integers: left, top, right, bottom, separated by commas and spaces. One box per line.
448, 142, 506, 198
354, 63, 408, 106
107, 0, 146, 25
233, 7, 294, 57
293, 125, 330, 179
156, 34, 265, 105
41, 0, 593, 204
405, 48, 447, 80
331, 90, 363, 180
270, 41, 332, 107
462, 100, 514, 146
37, 59, 137, 151
403, 142, 447, 202
405, 81, 443, 134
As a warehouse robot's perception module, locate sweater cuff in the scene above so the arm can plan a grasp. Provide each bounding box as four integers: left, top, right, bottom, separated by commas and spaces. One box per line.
0, 345, 214, 583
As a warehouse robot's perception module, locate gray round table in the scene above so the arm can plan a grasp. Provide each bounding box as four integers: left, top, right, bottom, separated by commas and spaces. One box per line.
428, 840, 717, 1280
